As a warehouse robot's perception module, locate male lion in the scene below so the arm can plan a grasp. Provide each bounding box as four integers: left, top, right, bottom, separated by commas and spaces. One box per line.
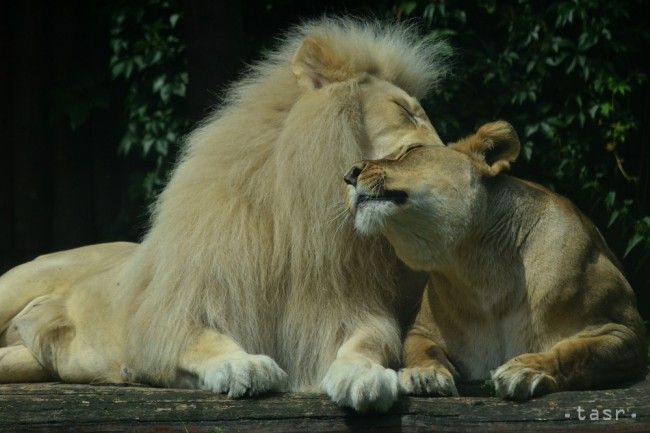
345, 121, 647, 401
0, 18, 448, 411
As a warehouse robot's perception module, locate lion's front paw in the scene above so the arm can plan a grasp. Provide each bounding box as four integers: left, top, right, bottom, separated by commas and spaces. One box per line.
491, 354, 558, 401
399, 366, 458, 396
321, 357, 398, 412
200, 354, 288, 398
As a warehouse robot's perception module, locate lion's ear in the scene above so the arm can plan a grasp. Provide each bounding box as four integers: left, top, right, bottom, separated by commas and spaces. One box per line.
291, 37, 348, 90
450, 121, 520, 176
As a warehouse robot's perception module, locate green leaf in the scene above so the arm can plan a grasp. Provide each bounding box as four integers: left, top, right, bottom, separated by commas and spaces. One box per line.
400, 1, 417, 16
540, 122, 554, 138
526, 60, 536, 73
524, 124, 539, 137
600, 102, 612, 116
111, 62, 125, 78
523, 143, 533, 161
608, 210, 619, 227
153, 75, 166, 92
624, 233, 644, 257
142, 138, 154, 156
480, 378, 496, 396
169, 13, 180, 28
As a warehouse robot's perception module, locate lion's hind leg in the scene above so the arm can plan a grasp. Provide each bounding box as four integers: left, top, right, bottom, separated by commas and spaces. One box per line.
0, 345, 52, 383
0, 295, 67, 383
9, 295, 75, 379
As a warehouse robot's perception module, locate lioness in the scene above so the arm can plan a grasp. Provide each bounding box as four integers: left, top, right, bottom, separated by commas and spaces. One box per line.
344, 121, 647, 400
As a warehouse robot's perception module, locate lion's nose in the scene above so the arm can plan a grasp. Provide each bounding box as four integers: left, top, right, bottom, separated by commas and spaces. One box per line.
344, 163, 366, 187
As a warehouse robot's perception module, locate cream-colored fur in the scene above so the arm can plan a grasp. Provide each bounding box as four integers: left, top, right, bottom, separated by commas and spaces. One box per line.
347, 121, 647, 401
0, 18, 448, 411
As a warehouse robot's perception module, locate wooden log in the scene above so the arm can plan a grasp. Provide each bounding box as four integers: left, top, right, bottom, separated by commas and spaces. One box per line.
1, 379, 648, 433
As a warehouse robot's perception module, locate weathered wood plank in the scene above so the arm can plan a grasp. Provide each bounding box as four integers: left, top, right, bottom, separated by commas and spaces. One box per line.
1, 379, 648, 433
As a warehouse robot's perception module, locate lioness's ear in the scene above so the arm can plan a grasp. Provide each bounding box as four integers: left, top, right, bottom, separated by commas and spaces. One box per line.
450, 121, 520, 176
291, 37, 348, 90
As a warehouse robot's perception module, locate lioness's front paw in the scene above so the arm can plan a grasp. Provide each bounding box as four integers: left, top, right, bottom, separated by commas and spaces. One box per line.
321, 357, 398, 412
399, 366, 458, 396
492, 355, 558, 401
200, 354, 288, 398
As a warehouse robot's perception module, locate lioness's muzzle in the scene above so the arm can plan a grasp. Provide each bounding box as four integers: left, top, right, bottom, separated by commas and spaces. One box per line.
349, 162, 408, 206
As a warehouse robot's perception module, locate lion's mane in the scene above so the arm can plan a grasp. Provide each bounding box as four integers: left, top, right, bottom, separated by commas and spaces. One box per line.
121, 17, 448, 390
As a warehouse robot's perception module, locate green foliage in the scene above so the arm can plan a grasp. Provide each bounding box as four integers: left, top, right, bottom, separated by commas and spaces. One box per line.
481, 378, 496, 396
109, 0, 188, 198
108, 0, 648, 313
396, 0, 649, 286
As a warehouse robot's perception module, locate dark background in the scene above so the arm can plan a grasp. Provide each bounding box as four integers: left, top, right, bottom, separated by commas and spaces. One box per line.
1, 1, 649, 323
0, 0, 369, 268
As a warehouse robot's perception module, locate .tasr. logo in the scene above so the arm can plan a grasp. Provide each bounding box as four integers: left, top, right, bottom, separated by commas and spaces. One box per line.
565, 406, 637, 421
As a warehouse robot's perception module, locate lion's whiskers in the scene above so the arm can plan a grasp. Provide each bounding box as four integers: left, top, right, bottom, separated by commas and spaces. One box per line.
327, 203, 352, 236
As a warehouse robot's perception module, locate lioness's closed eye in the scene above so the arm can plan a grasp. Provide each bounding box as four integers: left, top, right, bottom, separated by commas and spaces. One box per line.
345, 120, 647, 400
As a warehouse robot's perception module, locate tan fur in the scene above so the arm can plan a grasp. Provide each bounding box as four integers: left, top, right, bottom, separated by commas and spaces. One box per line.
348, 121, 647, 400
0, 18, 448, 411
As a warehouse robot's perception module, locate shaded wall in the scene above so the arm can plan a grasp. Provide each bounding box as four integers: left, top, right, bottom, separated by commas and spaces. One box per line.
0, 0, 376, 273
1, 2, 134, 272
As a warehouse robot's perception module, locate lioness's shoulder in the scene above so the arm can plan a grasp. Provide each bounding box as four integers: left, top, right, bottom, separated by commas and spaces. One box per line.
508, 177, 622, 270
509, 177, 584, 218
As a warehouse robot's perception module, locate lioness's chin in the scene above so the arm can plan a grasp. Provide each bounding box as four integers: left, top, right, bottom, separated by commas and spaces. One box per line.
353, 202, 399, 236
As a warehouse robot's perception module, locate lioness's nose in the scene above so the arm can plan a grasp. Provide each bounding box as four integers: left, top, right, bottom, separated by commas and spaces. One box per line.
344, 163, 366, 187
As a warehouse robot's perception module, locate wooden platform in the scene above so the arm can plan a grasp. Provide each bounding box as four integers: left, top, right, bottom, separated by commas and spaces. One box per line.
2, 379, 649, 433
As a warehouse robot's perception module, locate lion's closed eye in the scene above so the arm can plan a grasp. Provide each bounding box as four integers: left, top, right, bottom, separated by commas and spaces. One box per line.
394, 100, 418, 125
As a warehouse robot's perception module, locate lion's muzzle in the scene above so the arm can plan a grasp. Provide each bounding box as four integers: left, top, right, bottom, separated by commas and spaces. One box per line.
344, 163, 366, 187
346, 162, 408, 207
